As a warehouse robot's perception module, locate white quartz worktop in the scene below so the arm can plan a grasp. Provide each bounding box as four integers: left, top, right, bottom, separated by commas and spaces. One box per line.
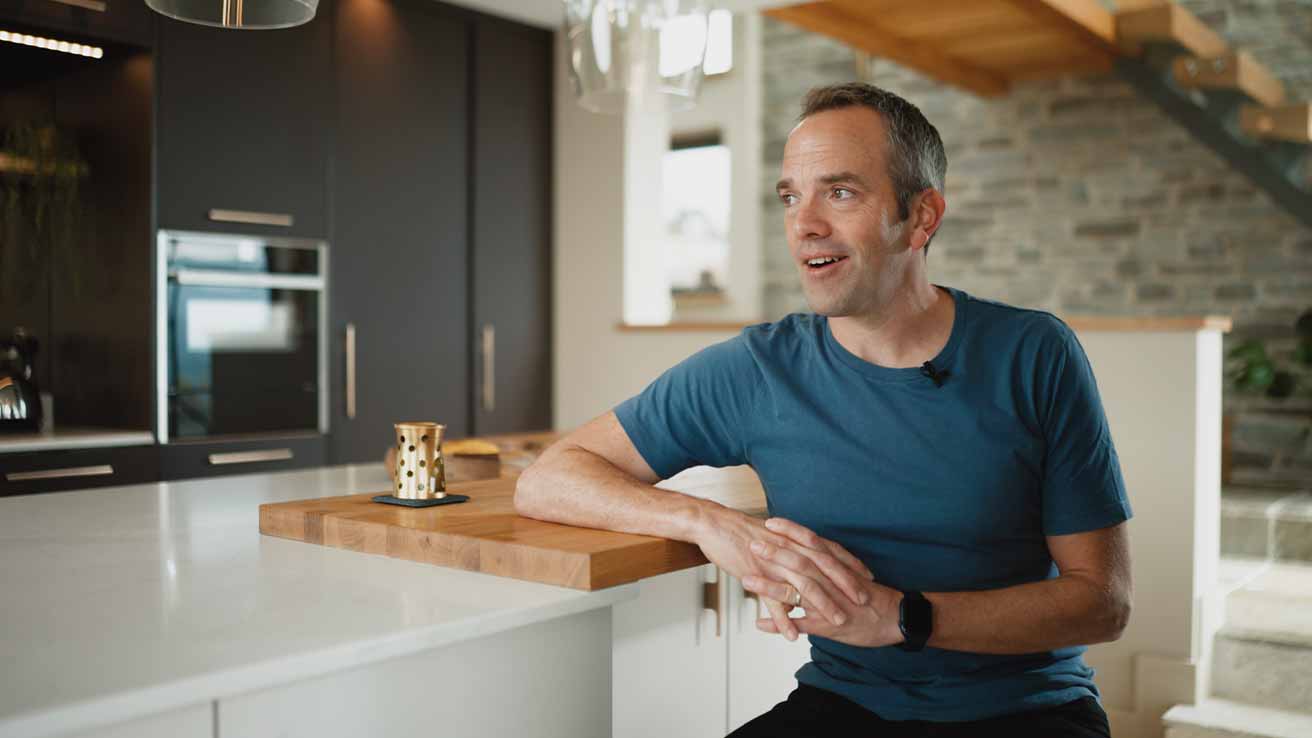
0, 465, 637, 738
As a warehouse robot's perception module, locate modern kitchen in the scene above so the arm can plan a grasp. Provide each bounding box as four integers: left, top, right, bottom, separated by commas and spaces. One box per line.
2, 1, 1310, 737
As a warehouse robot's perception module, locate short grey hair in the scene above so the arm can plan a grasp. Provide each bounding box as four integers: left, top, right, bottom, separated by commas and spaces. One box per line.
800, 83, 947, 253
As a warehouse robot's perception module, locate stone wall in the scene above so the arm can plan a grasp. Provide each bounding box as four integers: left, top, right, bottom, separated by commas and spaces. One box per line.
759, 2, 1312, 486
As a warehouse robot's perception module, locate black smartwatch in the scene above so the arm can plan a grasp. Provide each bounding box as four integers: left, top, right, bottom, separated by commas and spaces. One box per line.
897, 590, 933, 652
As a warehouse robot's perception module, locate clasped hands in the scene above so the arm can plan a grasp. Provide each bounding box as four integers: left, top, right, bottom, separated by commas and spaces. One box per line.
700, 510, 904, 648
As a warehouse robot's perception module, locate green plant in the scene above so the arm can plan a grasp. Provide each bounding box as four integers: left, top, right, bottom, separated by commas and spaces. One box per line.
1227, 308, 1312, 399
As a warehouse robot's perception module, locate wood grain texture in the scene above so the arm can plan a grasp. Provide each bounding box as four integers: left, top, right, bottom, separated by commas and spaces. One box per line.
621, 316, 1232, 334
259, 467, 768, 590
764, 2, 1010, 97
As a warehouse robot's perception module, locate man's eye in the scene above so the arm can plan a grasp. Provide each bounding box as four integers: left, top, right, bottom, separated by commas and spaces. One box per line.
832, 188, 853, 200
779, 193, 798, 206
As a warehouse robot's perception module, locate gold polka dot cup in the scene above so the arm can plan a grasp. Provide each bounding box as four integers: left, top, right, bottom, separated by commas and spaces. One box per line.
393, 422, 447, 500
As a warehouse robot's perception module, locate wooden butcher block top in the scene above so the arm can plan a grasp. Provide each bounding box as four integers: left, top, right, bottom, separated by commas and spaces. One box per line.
259, 465, 767, 591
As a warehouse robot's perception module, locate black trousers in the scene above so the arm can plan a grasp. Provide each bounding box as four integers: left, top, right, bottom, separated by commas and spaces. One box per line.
729, 684, 1112, 738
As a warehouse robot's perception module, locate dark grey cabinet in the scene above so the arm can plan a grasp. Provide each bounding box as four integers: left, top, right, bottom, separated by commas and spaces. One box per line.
328, 0, 472, 465
0, 445, 158, 496
0, 0, 155, 47
154, 4, 331, 238
158, 435, 325, 481
470, 18, 552, 436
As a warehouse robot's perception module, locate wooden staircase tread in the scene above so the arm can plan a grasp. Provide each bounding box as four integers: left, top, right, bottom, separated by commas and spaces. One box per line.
1115, 2, 1229, 58
1240, 104, 1312, 144
1171, 51, 1287, 109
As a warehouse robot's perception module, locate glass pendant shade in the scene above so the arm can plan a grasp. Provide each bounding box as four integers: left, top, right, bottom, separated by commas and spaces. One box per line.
145, 0, 319, 29
564, 0, 709, 115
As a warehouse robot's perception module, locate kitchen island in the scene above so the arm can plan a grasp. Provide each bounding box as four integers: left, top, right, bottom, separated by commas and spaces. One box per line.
0, 462, 762, 738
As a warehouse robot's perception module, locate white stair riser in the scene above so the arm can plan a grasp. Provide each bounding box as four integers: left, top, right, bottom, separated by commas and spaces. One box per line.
1211, 637, 1312, 714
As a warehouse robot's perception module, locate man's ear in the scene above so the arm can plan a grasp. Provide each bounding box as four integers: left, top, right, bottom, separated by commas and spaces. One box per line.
909, 189, 946, 251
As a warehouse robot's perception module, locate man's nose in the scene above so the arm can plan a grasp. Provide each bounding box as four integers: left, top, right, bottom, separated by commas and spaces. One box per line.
791, 196, 831, 241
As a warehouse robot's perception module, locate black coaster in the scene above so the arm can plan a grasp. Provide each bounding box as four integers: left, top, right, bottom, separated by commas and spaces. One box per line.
372, 494, 470, 508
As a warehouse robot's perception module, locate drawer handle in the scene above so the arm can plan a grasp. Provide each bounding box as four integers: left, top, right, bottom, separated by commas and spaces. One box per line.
208, 448, 294, 466
6, 465, 114, 482
207, 209, 295, 227
48, 0, 107, 12
703, 569, 722, 638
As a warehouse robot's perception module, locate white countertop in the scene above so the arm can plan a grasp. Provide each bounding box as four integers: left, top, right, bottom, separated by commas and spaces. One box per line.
0, 465, 637, 738
0, 428, 155, 453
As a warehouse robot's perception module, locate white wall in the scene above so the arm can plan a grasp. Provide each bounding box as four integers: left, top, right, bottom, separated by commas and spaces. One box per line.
553, 32, 740, 430
1075, 329, 1223, 738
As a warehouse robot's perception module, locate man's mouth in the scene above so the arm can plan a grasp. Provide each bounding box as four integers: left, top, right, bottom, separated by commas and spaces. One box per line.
804, 255, 849, 272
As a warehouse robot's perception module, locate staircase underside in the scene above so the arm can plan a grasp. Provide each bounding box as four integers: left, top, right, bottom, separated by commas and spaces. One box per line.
764, 0, 1312, 230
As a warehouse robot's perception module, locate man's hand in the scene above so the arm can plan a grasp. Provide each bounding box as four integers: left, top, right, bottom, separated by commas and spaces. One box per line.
743, 517, 904, 648
694, 508, 878, 641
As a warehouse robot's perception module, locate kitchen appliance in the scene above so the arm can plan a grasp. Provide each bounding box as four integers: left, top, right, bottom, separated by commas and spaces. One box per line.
157, 231, 327, 443
0, 327, 42, 433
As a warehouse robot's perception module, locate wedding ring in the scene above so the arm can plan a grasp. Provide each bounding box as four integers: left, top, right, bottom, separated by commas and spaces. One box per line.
787, 585, 802, 608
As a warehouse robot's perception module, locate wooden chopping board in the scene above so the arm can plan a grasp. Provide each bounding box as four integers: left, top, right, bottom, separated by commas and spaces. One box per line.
259, 467, 766, 590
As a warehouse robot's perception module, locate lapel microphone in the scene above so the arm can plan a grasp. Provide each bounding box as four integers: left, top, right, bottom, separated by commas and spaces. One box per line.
920, 361, 950, 388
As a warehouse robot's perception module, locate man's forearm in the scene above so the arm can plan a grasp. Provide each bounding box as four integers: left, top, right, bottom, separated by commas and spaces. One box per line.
926, 574, 1130, 654
514, 444, 713, 544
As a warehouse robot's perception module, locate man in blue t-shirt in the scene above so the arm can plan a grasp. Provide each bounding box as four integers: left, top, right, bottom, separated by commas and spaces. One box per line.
515, 82, 1131, 737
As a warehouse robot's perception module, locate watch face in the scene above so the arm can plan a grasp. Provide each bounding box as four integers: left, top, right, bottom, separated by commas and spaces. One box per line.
899, 591, 932, 650
905, 596, 931, 635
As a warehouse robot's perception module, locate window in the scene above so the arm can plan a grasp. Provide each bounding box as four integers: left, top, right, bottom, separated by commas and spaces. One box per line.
662, 132, 730, 305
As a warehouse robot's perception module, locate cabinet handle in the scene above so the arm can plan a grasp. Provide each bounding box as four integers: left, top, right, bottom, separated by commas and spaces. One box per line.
480, 324, 495, 413
207, 209, 294, 227
703, 570, 722, 638
208, 448, 293, 466
6, 465, 114, 482
742, 582, 763, 622
345, 323, 357, 420
47, 0, 107, 12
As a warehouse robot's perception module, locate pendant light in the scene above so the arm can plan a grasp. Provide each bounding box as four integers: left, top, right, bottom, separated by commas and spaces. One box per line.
564, 0, 709, 115
145, 0, 319, 29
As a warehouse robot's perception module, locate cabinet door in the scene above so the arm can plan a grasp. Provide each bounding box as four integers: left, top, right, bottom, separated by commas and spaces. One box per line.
0, 445, 158, 496
328, 0, 469, 464
158, 435, 324, 481
613, 565, 727, 738
155, 5, 330, 237
64, 703, 212, 738
0, 0, 155, 47
726, 574, 813, 732
219, 607, 611, 738
470, 19, 552, 436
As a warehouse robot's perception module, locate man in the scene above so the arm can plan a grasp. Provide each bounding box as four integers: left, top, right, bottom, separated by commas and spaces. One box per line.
515, 83, 1132, 737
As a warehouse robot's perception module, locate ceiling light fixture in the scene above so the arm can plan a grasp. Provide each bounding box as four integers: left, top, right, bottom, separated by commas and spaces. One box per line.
0, 29, 103, 58
144, 0, 318, 29
564, 0, 710, 115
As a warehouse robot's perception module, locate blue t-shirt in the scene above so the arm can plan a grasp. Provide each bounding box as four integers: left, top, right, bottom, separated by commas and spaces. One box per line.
614, 285, 1132, 722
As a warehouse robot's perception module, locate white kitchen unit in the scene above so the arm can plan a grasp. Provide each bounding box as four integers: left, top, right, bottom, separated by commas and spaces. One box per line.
612, 565, 812, 737
725, 574, 812, 732
0, 466, 633, 738
218, 608, 611, 738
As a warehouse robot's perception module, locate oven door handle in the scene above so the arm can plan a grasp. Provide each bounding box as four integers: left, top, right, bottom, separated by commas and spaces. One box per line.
171, 269, 325, 291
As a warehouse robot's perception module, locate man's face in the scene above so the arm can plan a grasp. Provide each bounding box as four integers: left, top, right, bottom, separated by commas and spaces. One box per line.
776, 107, 916, 318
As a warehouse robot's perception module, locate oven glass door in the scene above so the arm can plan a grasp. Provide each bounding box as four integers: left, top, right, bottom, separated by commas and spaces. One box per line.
167, 282, 320, 439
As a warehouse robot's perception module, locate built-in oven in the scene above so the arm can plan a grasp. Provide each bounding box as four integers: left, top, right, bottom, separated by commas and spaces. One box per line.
156, 231, 328, 443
